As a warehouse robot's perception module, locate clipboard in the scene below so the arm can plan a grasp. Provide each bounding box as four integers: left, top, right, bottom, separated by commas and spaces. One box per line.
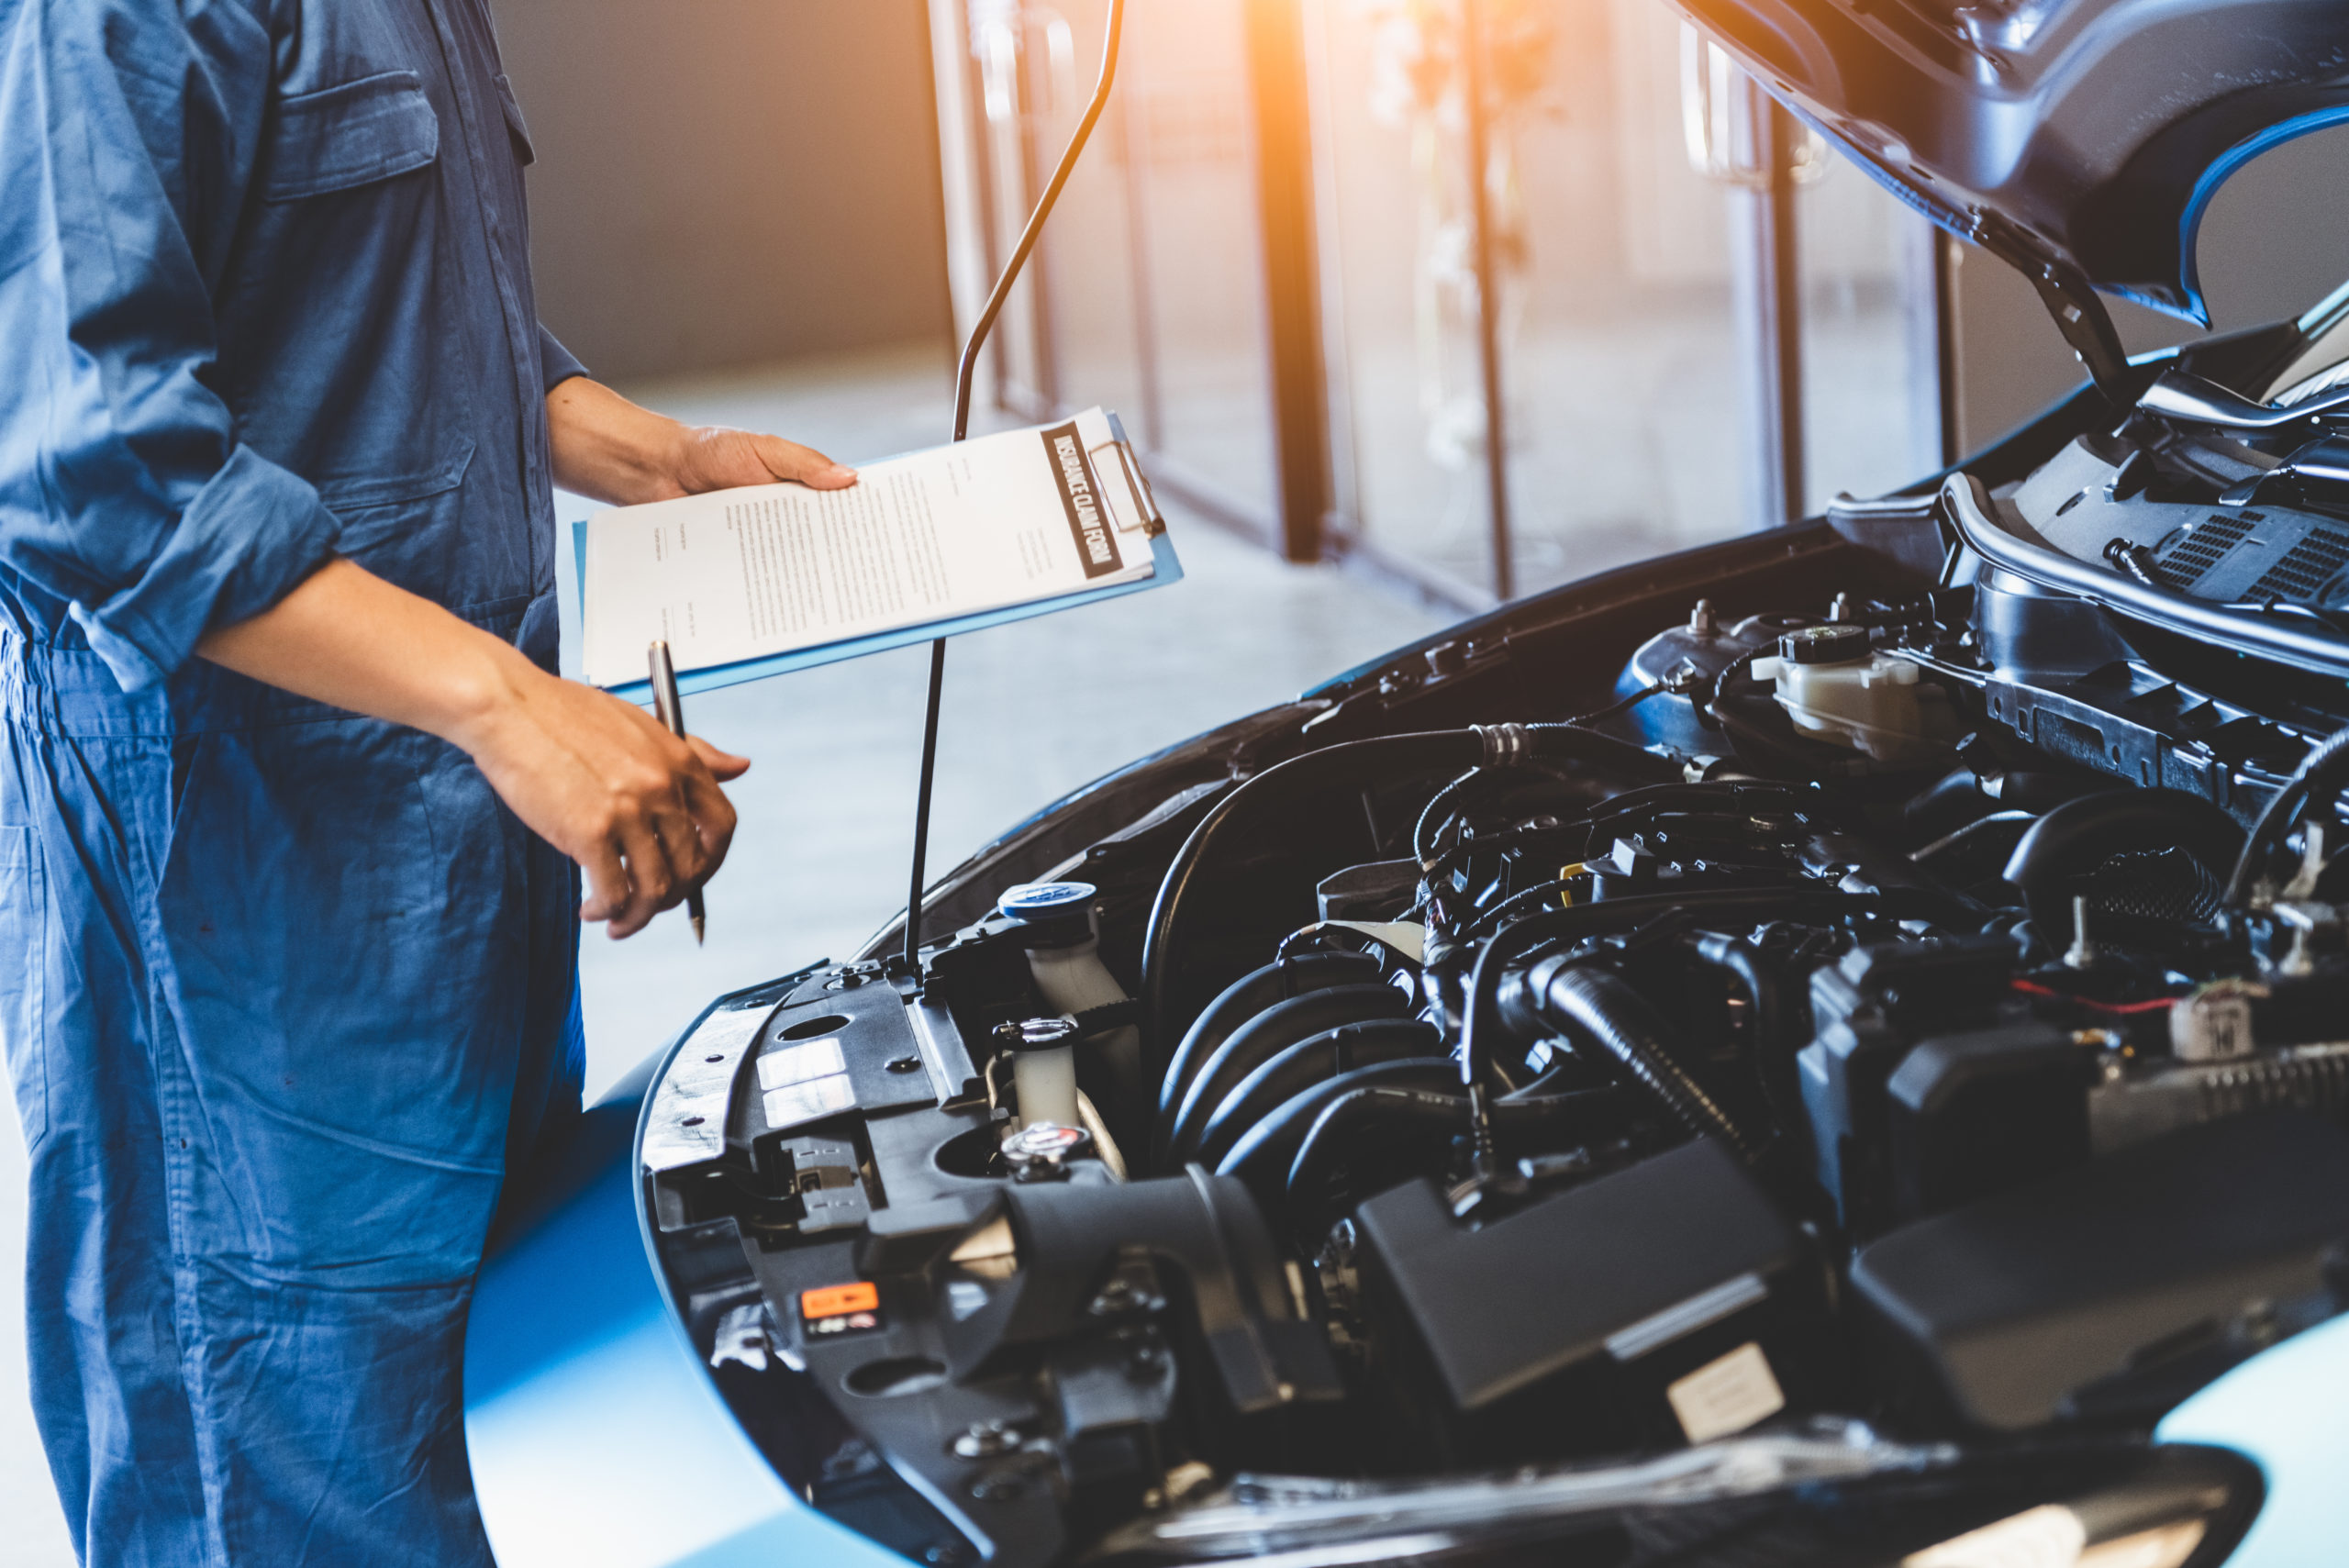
575, 416, 1184, 703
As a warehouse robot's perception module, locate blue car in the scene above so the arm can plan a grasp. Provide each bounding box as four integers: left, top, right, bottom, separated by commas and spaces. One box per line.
462, 0, 2349, 1562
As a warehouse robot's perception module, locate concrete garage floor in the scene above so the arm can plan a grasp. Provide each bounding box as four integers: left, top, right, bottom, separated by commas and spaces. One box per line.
0, 342, 1443, 1562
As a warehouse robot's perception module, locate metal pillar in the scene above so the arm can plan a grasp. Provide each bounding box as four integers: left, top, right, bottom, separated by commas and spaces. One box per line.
1461, 0, 1516, 598
1920, 226, 1963, 468
1726, 77, 1807, 528
1245, 0, 1334, 564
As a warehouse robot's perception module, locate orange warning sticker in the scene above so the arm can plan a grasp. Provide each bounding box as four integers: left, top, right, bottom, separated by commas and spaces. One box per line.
800, 1282, 881, 1319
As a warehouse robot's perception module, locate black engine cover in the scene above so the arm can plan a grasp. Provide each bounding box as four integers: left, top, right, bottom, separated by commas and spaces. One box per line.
1853, 1109, 2349, 1431
1351, 1139, 1819, 1465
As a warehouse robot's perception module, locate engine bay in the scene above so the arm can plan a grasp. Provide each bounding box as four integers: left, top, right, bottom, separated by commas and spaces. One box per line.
628, 335, 2349, 1566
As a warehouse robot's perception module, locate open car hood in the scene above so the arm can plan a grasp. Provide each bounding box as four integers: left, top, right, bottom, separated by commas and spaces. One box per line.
1666, 0, 2349, 326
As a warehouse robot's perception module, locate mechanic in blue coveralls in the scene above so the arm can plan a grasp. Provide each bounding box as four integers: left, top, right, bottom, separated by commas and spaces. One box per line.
0, 3, 858, 1562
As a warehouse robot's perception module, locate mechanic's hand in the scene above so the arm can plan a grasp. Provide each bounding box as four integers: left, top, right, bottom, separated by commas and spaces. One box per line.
671, 423, 858, 495
457, 664, 751, 939
546, 376, 858, 506
195, 555, 751, 939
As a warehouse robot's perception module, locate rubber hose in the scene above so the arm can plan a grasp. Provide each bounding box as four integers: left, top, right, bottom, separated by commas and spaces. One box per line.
1143, 732, 1481, 1073
2000, 789, 2245, 940
1167, 984, 1412, 1163
1500, 1053, 1608, 1099
1579, 778, 1821, 824
1194, 1018, 1442, 1169
1902, 765, 1996, 840
1419, 776, 1823, 884
1281, 1084, 1622, 1233
1910, 810, 2035, 870
1996, 771, 2118, 814
1214, 1056, 1461, 1205
2227, 725, 2349, 904
1456, 876, 1579, 940
1411, 690, 1672, 869
1455, 885, 1908, 1095
1536, 964, 1761, 1163
1699, 645, 1770, 731
1688, 933, 1808, 1162
1141, 728, 1675, 1075
1156, 951, 1381, 1135
1413, 768, 1481, 866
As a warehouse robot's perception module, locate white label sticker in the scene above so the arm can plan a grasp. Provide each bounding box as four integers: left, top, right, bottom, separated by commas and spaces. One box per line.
763, 1073, 856, 1133
758, 1037, 847, 1091
1665, 1341, 1785, 1445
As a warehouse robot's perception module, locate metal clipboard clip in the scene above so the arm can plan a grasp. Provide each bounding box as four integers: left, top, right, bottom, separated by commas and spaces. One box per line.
1087, 433, 1166, 539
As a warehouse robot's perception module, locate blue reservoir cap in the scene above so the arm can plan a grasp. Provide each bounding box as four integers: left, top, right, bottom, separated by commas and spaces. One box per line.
998, 881, 1097, 923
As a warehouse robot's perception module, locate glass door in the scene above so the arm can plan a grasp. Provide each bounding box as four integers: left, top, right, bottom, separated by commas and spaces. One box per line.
1305, 0, 1757, 603
929, 0, 1953, 605
1304, 0, 1947, 606
935, 0, 1286, 537
1796, 130, 1949, 507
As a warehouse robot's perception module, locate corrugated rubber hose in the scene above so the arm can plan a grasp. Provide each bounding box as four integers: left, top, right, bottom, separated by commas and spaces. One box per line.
1535, 963, 1761, 1163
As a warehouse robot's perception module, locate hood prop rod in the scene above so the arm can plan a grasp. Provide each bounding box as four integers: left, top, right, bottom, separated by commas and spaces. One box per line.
897, 0, 1129, 982
2019, 260, 2135, 406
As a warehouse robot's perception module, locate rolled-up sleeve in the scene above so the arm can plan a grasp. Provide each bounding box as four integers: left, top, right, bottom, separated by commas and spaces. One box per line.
538, 324, 587, 395
0, 0, 341, 692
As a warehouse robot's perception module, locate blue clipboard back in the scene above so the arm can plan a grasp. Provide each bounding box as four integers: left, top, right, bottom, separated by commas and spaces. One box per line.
577, 416, 1180, 702
580, 526, 1182, 701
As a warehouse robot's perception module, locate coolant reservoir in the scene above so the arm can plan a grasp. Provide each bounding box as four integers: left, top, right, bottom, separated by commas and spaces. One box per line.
997, 1018, 1081, 1131
1751, 625, 1933, 762
997, 881, 1143, 1104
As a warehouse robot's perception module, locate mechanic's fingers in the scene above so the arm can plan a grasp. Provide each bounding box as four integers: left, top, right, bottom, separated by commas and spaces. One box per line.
680, 767, 740, 873
577, 835, 633, 926
608, 812, 682, 939
687, 733, 751, 781
752, 432, 856, 490
645, 781, 714, 889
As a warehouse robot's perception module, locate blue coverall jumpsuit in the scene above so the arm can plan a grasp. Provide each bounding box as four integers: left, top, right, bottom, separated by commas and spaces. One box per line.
0, 1, 585, 1561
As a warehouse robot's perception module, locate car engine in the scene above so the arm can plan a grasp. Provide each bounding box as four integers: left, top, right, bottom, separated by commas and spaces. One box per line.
626, 340, 2349, 1565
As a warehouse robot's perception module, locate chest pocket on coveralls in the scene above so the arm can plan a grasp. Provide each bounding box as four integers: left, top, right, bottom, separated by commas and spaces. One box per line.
0, 827, 48, 1152
240, 70, 475, 517
262, 70, 440, 200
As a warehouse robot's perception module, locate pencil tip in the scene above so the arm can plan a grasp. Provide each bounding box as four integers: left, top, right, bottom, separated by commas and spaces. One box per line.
692, 916, 706, 946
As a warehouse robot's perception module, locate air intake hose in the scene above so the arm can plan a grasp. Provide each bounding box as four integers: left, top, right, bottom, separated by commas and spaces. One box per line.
1165, 984, 1413, 1164
1215, 1055, 1463, 1206
2002, 789, 2244, 941
1157, 951, 1382, 1142
1194, 1017, 1443, 1169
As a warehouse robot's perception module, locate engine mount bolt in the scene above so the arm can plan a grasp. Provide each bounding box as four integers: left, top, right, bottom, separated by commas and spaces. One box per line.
952, 1419, 1021, 1460
2065, 895, 2099, 970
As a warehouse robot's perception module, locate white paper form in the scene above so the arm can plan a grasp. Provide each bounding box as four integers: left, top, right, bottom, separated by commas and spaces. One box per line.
580, 406, 1152, 687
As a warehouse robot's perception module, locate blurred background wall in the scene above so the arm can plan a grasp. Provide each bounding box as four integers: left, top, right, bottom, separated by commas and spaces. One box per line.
496, 0, 956, 383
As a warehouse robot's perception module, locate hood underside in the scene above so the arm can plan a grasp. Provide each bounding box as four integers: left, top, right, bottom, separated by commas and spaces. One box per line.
1666, 0, 2349, 325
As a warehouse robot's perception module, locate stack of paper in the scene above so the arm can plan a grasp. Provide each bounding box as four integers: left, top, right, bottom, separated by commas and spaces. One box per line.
579, 406, 1172, 694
